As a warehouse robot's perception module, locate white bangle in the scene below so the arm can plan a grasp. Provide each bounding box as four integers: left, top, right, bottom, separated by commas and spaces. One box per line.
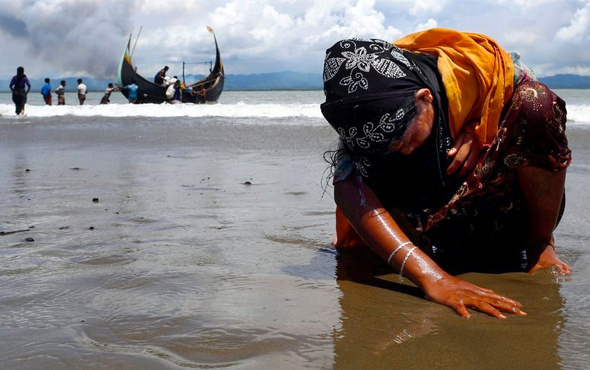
387, 241, 413, 265
399, 246, 418, 277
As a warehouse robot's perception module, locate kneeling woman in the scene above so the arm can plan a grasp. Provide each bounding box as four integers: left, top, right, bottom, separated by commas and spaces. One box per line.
321, 29, 572, 318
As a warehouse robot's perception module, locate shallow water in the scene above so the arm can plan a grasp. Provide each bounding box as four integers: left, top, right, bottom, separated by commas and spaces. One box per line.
0, 91, 589, 369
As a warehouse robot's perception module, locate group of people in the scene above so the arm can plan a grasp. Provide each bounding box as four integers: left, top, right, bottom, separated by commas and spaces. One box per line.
40, 78, 88, 106
154, 65, 207, 103
7, 64, 206, 114
7, 66, 138, 114
321, 28, 572, 319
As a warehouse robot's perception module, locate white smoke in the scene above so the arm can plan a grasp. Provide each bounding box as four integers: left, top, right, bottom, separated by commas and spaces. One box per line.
0, 0, 137, 78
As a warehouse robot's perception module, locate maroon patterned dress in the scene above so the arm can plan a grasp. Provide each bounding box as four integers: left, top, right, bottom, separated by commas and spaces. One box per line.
423, 81, 571, 272
333, 80, 571, 273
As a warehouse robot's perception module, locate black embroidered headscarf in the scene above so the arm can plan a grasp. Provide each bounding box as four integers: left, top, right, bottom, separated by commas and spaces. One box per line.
320, 38, 452, 179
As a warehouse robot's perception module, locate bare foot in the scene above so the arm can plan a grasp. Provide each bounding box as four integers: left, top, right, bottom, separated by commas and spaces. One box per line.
527, 240, 571, 275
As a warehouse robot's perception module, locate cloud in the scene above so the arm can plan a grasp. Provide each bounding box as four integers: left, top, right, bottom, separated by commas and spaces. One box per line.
0, 13, 28, 37
409, 0, 447, 16
199, 0, 405, 74
415, 18, 438, 32
0, 0, 589, 79
0, 0, 136, 78
555, 2, 590, 42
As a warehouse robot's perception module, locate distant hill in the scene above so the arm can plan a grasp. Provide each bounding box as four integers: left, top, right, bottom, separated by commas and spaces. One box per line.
0, 72, 323, 92
224, 71, 322, 90
1, 72, 589, 92
538, 74, 590, 89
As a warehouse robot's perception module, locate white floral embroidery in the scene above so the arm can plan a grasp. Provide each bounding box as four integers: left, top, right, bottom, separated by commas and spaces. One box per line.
339, 72, 369, 94
338, 108, 409, 152
342, 47, 377, 72
391, 50, 412, 69
356, 156, 372, 178
323, 39, 414, 94
323, 52, 345, 82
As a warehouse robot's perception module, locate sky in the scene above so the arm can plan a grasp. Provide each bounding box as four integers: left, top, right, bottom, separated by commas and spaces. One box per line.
0, 0, 589, 80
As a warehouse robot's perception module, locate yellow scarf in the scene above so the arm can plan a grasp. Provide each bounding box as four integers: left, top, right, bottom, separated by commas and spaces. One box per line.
395, 28, 514, 145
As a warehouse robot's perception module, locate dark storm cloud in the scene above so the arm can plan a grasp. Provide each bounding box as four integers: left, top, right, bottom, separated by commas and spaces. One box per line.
0, 13, 28, 37
2, 1, 139, 78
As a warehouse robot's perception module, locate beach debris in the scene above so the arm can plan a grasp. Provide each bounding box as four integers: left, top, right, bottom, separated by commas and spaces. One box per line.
25, 237, 35, 242
0, 229, 30, 236
25, 168, 30, 172
89, 226, 95, 230
59, 226, 70, 230
243, 181, 252, 185
70, 167, 81, 170
92, 198, 99, 203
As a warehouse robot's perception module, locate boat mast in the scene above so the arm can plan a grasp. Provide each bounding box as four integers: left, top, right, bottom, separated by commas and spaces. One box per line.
131, 26, 143, 59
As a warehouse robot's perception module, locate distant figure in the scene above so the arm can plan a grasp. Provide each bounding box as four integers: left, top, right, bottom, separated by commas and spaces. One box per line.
123, 82, 138, 104
172, 79, 182, 102
41, 77, 52, 105
100, 83, 119, 104
179, 80, 188, 102
77, 78, 87, 105
154, 66, 169, 85
8, 66, 31, 115
197, 86, 206, 103
55, 80, 66, 105
165, 77, 179, 102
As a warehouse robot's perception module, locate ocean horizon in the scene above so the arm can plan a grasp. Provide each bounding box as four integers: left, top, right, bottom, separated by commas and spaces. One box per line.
1, 89, 589, 127
2, 71, 590, 93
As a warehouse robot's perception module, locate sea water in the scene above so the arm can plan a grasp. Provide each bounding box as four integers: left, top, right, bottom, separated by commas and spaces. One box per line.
1, 89, 589, 368
0, 90, 325, 123
0, 89, 589, 125
0, 89, 590, 125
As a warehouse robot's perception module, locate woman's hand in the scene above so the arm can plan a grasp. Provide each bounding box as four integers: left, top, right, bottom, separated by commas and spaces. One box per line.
527, 239, 572, 276
335, 176, 525, 319
447, 125, 484, 177
421, 273, 527, 319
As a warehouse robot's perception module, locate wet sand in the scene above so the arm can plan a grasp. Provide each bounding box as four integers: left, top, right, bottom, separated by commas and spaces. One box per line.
1, 118, 589, 369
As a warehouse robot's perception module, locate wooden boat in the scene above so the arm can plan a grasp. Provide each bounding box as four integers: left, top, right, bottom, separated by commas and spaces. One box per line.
117, 26, 224, 104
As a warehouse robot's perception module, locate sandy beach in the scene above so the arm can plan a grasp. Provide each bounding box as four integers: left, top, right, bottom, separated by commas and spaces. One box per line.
1, 110, 589, 368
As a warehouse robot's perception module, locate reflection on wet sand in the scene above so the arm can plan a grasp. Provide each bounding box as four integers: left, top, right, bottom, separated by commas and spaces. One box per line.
333, 248, 565, 369
1, 117, 588, 368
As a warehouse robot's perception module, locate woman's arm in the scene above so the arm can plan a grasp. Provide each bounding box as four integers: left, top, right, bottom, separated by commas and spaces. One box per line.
335, 175, 527, 318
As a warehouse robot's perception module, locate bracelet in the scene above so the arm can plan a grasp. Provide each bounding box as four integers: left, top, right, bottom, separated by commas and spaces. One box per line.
399, 246, 418, 277
387, 241, 412, 265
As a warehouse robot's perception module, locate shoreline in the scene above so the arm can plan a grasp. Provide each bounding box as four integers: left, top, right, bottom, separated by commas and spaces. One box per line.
0, 114, 589, 368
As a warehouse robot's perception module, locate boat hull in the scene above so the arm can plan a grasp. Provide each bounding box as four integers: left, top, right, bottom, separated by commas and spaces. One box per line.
118, 29, 224, 104
181, 69, 225, 103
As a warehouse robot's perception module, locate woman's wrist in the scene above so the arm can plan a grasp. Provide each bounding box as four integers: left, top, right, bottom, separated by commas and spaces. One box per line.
391, 245, 447, 290
386, 241, 413, 265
